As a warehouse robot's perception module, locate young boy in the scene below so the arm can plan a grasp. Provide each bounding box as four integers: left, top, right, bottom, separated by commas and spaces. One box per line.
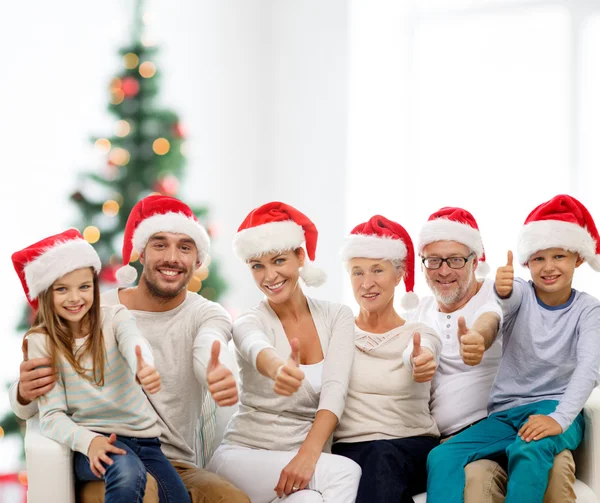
426, 194, 600, 503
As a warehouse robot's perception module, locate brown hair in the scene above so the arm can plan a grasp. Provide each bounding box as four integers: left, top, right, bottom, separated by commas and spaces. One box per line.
24, 270, 106, 386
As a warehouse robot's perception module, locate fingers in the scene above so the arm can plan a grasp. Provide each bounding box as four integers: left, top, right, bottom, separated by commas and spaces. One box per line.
22, 338, 28, 362
208, 341, 221, 372
457, 317, 468, 338
275, 471, 288, 498
507, 250, 513, 267
289, 338, 301, 366
138, 367, 161, 394
413, 351, 436, 382
411, 332, 421, 359
20, 358, 54, 373
518, 415, 538, 438
107, 433, 117, 444
19, 363, 57, 401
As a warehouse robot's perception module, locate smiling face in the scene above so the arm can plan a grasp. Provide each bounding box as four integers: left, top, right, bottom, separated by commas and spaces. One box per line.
348, 258, 403, 314
51, 267, 95, 334
421, 240, 477, 310
527, 247, 582, 304
248, 249, 304, 304
140, 232, 199, 299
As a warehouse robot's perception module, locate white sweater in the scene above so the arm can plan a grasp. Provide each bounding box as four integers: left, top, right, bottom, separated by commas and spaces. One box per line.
223, 297, 355, 452
334, 322, 442, 444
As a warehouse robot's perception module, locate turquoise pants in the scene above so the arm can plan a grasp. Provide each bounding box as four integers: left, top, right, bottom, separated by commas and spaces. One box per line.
426, 400, 584, 503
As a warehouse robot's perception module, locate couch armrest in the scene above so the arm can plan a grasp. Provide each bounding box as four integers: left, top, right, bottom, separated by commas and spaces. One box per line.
25, 415, 75, 503
573, 386, 600, 499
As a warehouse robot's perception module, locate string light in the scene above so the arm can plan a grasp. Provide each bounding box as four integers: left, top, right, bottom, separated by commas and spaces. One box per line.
83, 226, 101, 244
102, 199, 120, 217
110, 78, 122, 91
115, 120, 131, 137
139, 61, 156, 78
187, 276, 202, 292
180, 141, 188, 157
18, 471, 28, 486
196, 266, 209, 281
95, 138, 111, 153
111, 89, 125, 105
123, 53, 139, 69
153, 138, 170, 155
109, 147, 130, 166
130, 251, 140, 262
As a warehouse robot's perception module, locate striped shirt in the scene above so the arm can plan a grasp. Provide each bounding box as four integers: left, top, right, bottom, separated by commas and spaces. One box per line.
27, 304, 160, 456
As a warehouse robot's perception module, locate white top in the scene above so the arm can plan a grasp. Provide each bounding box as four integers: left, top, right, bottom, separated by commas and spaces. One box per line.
223, 297, 355, 452
26, 305, 160, 456
335, 322, 442, 444
300, 360, 324, 394
406, 278, 503, 436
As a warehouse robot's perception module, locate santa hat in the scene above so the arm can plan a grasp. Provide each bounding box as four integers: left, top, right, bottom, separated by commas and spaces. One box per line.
116, 195, 210, 284
417, 207, 490, 277
517, 194, 600, 270
233, 201, 327, 287
12, 229, 101, 310
340, 215, 419, 310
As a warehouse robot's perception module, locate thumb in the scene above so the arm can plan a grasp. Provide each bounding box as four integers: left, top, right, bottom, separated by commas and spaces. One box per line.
208, 340, 220, 371
412, 332, 421, 359
135, 345, 145, 371
108, 433, 117, 445
289, 338, 301, 366
457, 316, 468, 339
507, 250, 513, 267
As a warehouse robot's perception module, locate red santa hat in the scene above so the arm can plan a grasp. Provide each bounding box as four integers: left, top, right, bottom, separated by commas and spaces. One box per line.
517, 194, 600, 270
417, 206, 490, 277
233, 201, 327, 287
12, 229, 101, 310
116, 194, 210, 284
340, 215, 419, 310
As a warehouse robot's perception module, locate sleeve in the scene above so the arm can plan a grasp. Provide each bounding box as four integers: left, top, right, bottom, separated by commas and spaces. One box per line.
9, 379, 39, 420
549, 303, 600, 431
112, 305, 154, 374
318, 304, 356, 420
232, 310, 275, 370
27, 333, 100, 456
403, 323, 443, 371
192, 301, 236, 388
494, 277, 525, 320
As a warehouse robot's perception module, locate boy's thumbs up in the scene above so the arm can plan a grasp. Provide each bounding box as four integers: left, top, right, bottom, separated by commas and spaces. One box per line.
495, 250, 515, 298
507, 250, 513, 267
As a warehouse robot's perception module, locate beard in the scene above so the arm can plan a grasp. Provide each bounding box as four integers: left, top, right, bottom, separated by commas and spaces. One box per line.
426, 263, 475, 306
142, 263, 194, 300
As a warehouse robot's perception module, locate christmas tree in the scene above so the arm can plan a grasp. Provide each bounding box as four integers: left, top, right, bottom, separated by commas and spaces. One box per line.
1, 0, 224, 466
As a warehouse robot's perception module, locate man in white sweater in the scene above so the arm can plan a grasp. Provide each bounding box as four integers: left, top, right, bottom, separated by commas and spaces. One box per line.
10, 195, 249, 503
408, 206, 575, 503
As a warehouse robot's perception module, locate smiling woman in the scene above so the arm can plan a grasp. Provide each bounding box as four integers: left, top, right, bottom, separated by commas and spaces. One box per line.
206, 201, 362, 503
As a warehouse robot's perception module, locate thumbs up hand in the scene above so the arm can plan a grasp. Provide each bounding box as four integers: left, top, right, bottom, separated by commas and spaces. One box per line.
136, 345, 161, 394
273, 338, 305, 396
458, 316, 485, 366
495, 250, 515, 298
411, 332, 436, 383
207, 341, 239, 407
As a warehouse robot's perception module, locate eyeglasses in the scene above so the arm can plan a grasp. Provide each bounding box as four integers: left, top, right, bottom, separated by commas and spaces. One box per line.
421, 253, 475, 270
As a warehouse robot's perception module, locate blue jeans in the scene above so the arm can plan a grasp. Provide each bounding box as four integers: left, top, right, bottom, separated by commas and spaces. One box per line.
333, 435, 439, 503
74, 435, 191, 503
426, 400, 584, 503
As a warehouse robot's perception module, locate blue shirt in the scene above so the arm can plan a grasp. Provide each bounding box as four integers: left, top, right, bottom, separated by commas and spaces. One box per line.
489, 277, 600, 431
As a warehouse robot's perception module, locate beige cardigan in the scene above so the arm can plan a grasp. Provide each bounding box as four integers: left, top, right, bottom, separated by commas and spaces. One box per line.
223, 297, 355, 452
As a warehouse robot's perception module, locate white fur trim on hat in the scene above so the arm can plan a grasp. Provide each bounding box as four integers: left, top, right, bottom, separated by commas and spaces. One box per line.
24, 240, 101, 300
517, 220, 600, 270
133, 212, 210, 263
418, 219, 484, 258
340, 235, 408, 262
233, 220, 305, 261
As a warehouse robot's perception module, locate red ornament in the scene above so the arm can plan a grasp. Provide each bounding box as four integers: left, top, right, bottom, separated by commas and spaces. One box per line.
153, 175, 180, 196
122, 77, 140, 98
172, 122, 186, 139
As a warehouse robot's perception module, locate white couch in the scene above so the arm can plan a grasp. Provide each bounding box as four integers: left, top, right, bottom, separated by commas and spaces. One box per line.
25, 388, 600, 502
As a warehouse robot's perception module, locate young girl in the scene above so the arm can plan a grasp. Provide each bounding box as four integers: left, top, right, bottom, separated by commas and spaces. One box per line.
12, 229, 191, 503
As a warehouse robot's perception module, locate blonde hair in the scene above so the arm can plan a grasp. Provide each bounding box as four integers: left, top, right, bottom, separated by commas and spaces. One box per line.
24, 270, 106, 386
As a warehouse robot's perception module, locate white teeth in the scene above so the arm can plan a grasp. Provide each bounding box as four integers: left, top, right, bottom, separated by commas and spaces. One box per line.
161, 270, 179, 276
266, 281, 285, 290
363, 294, 377, 298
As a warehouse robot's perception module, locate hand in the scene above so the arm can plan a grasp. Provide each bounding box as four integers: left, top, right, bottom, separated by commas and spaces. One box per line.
458, 317, 485, 366
411, 332, 436, 383
17, 338, 56, 404
135, 345, 161, 394
273, 338, 305, 396
495, 250, 514, 298
207, 341, 239, 406
87, 433, 127, 478
274, 450, 318, 497
518, 415, 563, 442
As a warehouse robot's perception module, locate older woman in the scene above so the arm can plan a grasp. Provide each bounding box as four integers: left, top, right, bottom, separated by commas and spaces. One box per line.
333, 215, 442, 503
207, 202, 361, 503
